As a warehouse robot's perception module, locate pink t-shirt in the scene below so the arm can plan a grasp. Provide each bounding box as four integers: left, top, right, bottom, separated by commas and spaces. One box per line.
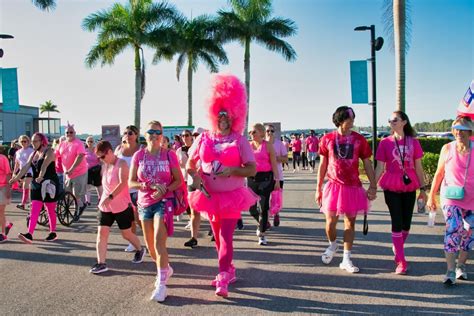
0, 155, 11, 187
375, 136, 423, 192
188, 132, 255, 193
272, 139, 287, 181
253, 141, 272, 172
306, 135, 319, 153
291, 139, 302, 152
319, 131, 372, 187
85, 148, 100, 169
99, 159, 132, 213
57, 139, 88, 179
132, 148, 179, 208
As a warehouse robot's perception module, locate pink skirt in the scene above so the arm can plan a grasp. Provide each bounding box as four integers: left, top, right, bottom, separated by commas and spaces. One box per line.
320, 181, 369, 217
188, 187, 259, 222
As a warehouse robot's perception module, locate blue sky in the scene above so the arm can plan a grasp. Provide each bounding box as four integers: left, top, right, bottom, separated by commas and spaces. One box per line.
1, 0, 473, 134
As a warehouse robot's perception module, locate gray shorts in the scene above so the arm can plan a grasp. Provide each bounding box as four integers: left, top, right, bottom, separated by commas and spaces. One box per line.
307, 152, 318, 161
65, 172, 88, 200
0, 186, 11, 206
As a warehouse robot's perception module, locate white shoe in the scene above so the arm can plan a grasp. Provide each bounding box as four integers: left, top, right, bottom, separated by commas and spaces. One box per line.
150, 284, 167, 302
256, 228, 262, 237
292, 169, 296, 173
321, 245, 338, 265
184, 221, 192, 231
124, 243, 136, 252
258, 236, 267, 245
339, 259, 360, 273
155, 266, 174, 287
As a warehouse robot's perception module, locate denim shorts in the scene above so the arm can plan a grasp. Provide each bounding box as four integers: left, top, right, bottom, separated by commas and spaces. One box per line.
138, 200, 166, 221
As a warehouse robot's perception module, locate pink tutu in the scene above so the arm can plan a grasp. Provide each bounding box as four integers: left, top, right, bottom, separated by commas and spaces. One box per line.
189, 187, 259, 222
379, 169, 420, 192
320, 181, 369, 217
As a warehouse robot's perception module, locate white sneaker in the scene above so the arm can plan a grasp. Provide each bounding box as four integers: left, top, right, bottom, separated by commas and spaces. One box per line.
258, 236, 267, 245
184, 221, 192, 231
155, 266, 174, 287
150, 284, 167, 302
339, 260, 360, 273
321, 245, 339, 265
124, 243, 136, 252
292, 169, 296, 173
256, 228, 262, 237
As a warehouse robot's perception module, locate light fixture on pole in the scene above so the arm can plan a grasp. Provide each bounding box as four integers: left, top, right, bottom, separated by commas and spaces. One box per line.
0, 34, 14, 58
354, 25, 383, 167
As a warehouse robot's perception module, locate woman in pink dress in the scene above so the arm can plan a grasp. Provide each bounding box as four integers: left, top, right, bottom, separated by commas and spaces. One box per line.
186, 74, 258, 298
375, 111, 427, 275
316, 106, 377, 273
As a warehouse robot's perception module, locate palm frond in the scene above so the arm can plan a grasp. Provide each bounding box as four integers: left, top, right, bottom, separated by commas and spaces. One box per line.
85, 38, 130, 68
140, 48, 146, 99
382, 0, 412, 52
262, 17, 297, 38
32, 0, 56, 11
176, 53, 187, 81
256, 32, 296, 62
197, 52, 219, 73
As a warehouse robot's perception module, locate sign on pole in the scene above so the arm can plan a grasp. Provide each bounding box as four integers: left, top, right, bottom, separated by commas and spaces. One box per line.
1, 68, 20, 111
350, 60, 368, 104
102, 125, 121, 149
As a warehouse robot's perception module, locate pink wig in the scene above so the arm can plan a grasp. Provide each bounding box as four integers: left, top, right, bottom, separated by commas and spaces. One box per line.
32, 132, 49, 148
206, 73, 247, 134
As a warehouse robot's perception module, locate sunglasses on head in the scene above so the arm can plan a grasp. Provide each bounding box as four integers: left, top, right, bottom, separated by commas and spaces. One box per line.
388, 118, 400, 124
146, 129, 162, 135
123, 130, 135, 136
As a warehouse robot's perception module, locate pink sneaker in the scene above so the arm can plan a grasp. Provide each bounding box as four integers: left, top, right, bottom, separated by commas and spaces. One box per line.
211, 265, 236, 287
395, 261, 407, 275
215, 272, 230, 297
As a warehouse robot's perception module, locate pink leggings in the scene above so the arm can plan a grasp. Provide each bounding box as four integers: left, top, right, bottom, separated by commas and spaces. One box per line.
210, 218, 238, 273
29, 200, 57, 235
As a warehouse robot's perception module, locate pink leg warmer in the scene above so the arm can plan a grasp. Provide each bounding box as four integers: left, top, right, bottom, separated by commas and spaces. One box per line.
45, 202, 57, 232
392, 231, 405, 263
402, 230, 409, 243
28, 201, 43, 235
22, 189, 30, 205
213, 219, 238, 273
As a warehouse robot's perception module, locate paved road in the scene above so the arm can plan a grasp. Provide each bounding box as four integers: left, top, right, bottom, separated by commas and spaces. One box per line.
1, 169, 472, 315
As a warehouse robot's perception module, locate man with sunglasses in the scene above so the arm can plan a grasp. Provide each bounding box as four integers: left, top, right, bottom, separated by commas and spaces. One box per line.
56, 124, 88, 219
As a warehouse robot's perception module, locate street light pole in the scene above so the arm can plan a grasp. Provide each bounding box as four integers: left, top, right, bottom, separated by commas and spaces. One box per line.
354, 25, 383, 168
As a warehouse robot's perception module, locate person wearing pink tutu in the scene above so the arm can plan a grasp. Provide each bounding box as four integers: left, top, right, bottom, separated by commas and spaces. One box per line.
186, 74, 258, 297
316, 106, 377, 273
375, 111, 427, 275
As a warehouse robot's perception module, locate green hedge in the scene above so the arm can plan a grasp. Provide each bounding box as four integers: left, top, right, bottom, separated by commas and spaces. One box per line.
422, 152, 440, 185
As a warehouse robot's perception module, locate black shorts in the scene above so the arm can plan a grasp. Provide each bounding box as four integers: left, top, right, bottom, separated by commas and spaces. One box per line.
21, 172, 33, 180
99, 206, 134, 230
87, 165, 102, 187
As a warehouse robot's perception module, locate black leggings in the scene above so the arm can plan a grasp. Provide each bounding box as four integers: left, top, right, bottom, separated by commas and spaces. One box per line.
248, 171, 274, 233
292, 152, 301, 169
384, 190, 416, 232
301, 152, 308, 168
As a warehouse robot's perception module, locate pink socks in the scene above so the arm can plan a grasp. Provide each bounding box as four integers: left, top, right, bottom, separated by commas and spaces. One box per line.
392, 231, 405, 263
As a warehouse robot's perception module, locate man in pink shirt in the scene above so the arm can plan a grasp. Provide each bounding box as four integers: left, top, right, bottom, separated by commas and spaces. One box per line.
306, 130, 319, 173
57, 124, 88, 218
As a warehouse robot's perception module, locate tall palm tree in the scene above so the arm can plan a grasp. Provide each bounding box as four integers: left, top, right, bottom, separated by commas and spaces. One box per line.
32, 0, 56, 11
154, 15, 228, 126
82, 0, 178, 130
383, 0, 412, 112
218, 0, 297, 132
39, 100, 60, 135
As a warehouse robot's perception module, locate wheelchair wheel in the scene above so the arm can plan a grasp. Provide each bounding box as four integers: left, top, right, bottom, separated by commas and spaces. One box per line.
37, 207, 49, 226
57, 191, 77, 226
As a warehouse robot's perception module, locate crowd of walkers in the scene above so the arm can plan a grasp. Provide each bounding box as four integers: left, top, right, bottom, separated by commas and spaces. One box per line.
0, 74, 472, 302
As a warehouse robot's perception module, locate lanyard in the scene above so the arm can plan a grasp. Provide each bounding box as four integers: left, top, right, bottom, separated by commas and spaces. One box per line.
394, 136, 407, 171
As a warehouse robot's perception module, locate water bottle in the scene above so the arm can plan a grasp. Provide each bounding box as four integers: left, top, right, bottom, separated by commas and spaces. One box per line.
427, 211, 436, 227
417, 199, 426, 214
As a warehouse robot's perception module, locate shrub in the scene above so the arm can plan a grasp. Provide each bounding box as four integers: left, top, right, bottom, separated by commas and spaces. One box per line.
422, 152, 440, 185
417, 138, 450, 154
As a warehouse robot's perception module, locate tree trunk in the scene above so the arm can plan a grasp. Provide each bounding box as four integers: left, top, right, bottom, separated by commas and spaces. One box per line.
187, 54, 193, 127
134, 47, 142, 130
244, 37, 251, 135
47, 111, 51, 136
394, 0, 406, 112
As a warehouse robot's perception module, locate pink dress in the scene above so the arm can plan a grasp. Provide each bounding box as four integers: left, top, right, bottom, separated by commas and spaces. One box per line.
187, 132, 259, 222
318, 131, 372, 217
375, 136, 423, 192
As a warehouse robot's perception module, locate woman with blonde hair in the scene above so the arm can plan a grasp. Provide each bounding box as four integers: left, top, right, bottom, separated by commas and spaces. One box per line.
13, 135, 34, 210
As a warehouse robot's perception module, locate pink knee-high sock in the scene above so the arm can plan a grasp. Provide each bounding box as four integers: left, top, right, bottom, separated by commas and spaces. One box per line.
45, 202, 57, 232
392, 232, 405, 263
22, 189, 30, 205
402, 230, 409, 243
28, 201, 43, 235
210, 220, 222, 253
216, 219, 238, 273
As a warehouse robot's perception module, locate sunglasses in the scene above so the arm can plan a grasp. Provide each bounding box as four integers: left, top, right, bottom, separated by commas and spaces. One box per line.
249, 130, 257, 135
181, 134, 191, 137
388, 118, 400, 124
123, 131, 135, 136
146, 129, 162, 135
218, 110, 229, 117
97, 153, 107, 160
87, 141, 94, 143
66, 131, 74, 134
266, 130, 275, 133
20, 140, 28, 143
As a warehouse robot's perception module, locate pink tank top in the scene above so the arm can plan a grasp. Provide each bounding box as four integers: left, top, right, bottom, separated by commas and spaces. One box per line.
99, 158, 132, 213
253, 141, 272, 172
441, 141, 474, 210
